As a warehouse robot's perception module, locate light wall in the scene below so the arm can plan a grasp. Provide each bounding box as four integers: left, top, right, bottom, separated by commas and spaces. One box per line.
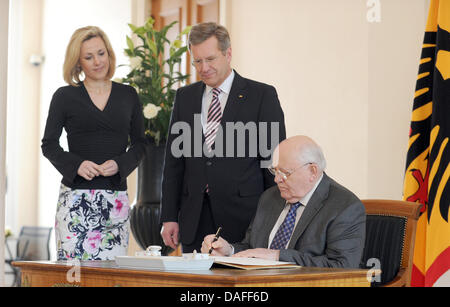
228, 0, 427, 199
6, 0, 43, 235
367, 0, 428, 198
1, 0, 10, 288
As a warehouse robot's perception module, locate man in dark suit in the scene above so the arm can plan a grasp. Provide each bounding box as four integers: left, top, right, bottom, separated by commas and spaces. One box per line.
160, 22, 286, 253
202, 136, 366, 268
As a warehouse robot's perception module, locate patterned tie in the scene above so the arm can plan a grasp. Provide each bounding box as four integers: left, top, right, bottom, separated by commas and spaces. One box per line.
205, 88, 222, 193
270, 202, 302, 250
205, 88, 222, 152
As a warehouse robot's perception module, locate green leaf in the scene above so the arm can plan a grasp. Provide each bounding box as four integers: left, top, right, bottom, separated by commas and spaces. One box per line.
160, 21, 178, 40
126, 36, 134, 53
146, 37, 157, 55
172, 39, 182, 49
180, 25, 192, 36
128, 23, 138, 32
124, 49, 133, 57
146, 16, 155, 27
170, 46, 188, 61
134, 27, 147, 36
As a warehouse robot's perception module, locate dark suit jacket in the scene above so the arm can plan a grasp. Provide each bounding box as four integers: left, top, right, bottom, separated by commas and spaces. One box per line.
161, 71, 286, 245
232, 173, 366, 268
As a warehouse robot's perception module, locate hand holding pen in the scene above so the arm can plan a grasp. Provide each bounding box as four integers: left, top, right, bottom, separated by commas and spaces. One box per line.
208, 227, 222, 254
201, 227, 233, 256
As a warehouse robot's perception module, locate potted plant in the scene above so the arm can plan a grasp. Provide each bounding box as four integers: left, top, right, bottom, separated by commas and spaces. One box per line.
120, 17, 191, 253
121, 17, 191, 146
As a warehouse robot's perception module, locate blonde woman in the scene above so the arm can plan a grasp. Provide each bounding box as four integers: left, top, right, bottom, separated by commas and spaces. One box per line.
41, 26, 146, 260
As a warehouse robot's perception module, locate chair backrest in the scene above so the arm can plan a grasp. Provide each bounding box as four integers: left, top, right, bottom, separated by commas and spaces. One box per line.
16, 226, 52, 261
361, 199, 421, 287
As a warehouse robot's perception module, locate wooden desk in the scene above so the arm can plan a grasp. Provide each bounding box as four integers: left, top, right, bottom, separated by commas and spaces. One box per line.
13, 261, 372, 287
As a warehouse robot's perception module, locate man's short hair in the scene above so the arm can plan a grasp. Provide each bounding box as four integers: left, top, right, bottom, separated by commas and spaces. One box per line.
299, 141, 327, 172
188, 22, 231, 54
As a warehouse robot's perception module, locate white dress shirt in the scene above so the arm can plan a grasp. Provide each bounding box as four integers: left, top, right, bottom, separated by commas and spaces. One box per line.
201, 70, 235, 133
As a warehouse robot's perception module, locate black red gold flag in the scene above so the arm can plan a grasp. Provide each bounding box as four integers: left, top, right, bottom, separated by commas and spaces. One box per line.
403, 0, 450, 287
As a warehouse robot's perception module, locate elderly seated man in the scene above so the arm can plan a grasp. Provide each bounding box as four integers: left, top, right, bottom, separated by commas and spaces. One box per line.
201, 135, 366, 268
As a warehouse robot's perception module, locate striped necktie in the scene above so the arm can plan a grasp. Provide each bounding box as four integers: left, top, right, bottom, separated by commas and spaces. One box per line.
270, 202, 302, 250
205, 88, 222, 152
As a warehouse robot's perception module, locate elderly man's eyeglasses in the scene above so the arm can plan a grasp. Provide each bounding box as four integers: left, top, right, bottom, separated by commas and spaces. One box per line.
268, 163, 312, 181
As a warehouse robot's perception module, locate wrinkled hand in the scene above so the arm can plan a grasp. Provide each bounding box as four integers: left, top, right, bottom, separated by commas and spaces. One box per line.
161, 222, 179, 249
99, 160, 119, 177
201, 235, 233, 256
77, 160, 103, 181
232, 248, 280, 261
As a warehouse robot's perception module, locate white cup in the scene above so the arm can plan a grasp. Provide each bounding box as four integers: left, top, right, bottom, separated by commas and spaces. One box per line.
145, 245, 162, 257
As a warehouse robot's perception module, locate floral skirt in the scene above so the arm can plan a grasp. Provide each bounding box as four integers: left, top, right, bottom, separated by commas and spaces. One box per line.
55, 184, 130, 260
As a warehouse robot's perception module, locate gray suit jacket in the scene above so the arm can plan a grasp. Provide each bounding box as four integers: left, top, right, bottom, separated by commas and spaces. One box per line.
232, 173, 366, 268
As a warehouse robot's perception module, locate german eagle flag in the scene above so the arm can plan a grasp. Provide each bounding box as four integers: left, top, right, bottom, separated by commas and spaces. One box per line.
403, 0, 450, 287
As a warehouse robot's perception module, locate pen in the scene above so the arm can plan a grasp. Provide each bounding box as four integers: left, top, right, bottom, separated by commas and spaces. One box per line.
208, 227, 222, 254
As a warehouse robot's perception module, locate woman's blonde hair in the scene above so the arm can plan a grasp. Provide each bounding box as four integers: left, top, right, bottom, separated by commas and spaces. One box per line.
63, 26, 116, 86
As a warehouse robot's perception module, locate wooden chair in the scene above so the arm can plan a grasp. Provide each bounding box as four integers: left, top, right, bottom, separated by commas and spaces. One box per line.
361, 199, 422, 287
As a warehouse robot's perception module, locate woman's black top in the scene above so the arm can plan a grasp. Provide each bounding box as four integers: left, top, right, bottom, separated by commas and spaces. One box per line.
41, 81, 147, 191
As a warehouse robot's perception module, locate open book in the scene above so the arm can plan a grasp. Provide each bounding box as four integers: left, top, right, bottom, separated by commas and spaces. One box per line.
115, 254, 300, 271
212, 256, 300, 270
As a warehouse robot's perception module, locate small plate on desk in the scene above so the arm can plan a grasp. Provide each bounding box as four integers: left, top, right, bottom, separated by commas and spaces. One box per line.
115, 255, 214, 271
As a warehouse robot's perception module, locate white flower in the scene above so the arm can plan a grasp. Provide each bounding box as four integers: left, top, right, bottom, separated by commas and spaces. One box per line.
129, 56, 143, 70
143, 104, 162, 119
